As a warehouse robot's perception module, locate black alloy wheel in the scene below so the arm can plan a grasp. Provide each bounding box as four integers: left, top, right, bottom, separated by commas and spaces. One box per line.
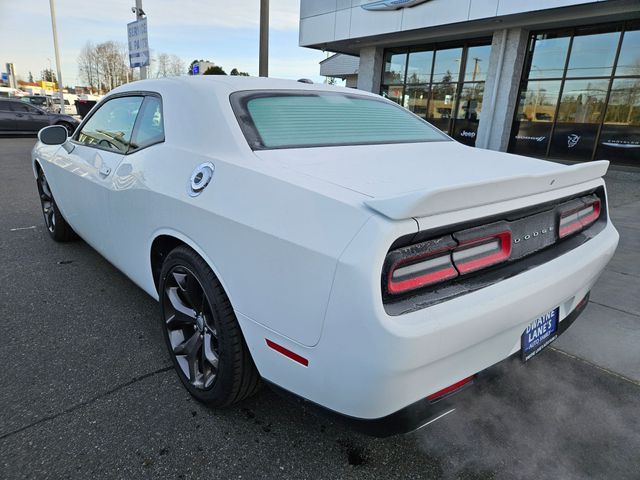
163, 265, 220, 390
36, 169, 76, 242
159, 246, 261, 406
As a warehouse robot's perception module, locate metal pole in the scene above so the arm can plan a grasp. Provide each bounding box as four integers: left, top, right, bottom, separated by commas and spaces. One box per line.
136, 0, 147, 80
48, 0, 65, 113
259, 0, 269, 77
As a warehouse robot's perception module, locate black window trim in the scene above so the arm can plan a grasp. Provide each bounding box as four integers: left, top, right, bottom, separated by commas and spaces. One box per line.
71, 90, 165, 155
230, 89, 451, 151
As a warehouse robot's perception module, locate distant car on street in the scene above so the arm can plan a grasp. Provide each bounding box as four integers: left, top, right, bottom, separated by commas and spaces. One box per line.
21, 95, 57, 112
0, 98, 79, 135
30, 77, 618, 437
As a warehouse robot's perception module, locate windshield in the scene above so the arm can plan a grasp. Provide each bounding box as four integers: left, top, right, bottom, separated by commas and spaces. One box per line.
231, 91, 450, 150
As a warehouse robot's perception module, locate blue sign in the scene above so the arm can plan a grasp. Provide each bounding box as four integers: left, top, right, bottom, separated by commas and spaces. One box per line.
193, 64, 199, 74
1, 72, 7, 82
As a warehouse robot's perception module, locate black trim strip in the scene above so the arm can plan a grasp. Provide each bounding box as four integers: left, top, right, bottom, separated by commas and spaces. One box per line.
383, 187, 607, 315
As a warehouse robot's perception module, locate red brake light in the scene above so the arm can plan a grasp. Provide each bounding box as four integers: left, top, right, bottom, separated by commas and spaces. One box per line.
452, 231, 512, 274
559, 198, 601, 238
386, 237, 458, 295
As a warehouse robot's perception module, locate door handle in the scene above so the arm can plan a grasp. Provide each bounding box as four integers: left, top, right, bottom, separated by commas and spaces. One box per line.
15, 113, 24, 117
99, 165, 112, 177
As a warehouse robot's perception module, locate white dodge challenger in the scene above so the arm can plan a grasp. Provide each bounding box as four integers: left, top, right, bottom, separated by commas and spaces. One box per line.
32, 77, 618, 436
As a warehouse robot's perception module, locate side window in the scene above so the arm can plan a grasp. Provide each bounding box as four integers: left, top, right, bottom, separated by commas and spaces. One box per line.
0, 101, 12, 111
77, 96, 144, 154
131, 96, 165, 150
10, 102, 30, 112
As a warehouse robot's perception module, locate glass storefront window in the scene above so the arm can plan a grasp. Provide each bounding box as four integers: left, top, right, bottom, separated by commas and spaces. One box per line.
464, 45, 492, 82
453, 82, 485, 146
557, 79, 608, 123
455, 83, 484, 121
511, 21, 640, 165
404, 85, 430, 116
515, 80, 562, 122
432, 47, 463, 83
616, 29, 640, 77
597, 78, 640, 165
382, 40, 491, 146
383, 53, 407, 85
406, 50, 433, 84
381, 85, 404, 105
427, 83, 457, 132
566, 28, 621, 78
528, 33, 571, 79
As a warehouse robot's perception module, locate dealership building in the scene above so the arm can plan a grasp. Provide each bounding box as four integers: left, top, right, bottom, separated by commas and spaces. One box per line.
300, 0, 640, 166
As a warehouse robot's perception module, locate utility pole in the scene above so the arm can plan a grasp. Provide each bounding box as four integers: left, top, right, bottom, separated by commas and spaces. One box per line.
136, 0, 147, 80
48, 0, 65, 113
259, 0, 269, 77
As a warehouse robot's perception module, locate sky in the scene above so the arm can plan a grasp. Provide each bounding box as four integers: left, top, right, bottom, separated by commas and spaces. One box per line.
0, 0, 328, 87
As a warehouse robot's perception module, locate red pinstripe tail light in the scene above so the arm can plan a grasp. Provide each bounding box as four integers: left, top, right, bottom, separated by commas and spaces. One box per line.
559, 197, 601, 238
453, 230, 512, 275
386, 236, 458, 295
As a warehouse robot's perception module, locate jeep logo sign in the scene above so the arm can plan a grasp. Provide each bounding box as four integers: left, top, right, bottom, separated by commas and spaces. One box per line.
362, 0, 433, 11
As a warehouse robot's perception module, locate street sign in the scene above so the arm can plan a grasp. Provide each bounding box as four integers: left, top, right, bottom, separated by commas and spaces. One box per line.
1, 73, 7, 82
127, 18, 149, 68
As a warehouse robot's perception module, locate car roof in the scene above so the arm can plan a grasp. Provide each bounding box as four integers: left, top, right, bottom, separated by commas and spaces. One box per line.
110, 75, 377, 98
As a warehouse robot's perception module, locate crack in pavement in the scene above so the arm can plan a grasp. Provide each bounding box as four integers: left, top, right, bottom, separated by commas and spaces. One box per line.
0, 365, 173, 442
589, 300, 639, 318
550, 346, 640, 387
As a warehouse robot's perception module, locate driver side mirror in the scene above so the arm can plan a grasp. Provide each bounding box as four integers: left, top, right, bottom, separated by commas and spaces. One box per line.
38, 125, 68, 145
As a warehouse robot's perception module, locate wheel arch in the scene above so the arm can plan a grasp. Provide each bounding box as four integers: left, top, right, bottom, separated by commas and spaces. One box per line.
149, 230, 234, 306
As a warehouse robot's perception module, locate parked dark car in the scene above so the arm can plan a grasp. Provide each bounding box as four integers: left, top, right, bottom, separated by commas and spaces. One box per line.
0, 98, 79, 136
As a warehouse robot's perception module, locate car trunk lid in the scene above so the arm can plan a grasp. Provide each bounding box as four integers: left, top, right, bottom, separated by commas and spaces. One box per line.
253, 141, 609, 220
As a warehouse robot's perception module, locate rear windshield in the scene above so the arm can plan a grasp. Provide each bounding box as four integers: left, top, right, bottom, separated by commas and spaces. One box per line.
231, 91, 449, 150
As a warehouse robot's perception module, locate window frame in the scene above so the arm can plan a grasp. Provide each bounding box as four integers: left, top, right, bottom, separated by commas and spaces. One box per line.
229, 90, 451, 151
71, 91, 164, 155
509, 20, 640, 163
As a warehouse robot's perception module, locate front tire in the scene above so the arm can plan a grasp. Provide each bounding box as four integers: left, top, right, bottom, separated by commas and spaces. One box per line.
159, 246, 261, 407
36, 169, 76, 242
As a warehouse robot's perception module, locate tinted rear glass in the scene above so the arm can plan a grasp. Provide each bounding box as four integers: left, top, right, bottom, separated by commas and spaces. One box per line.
232, 91, 449, 150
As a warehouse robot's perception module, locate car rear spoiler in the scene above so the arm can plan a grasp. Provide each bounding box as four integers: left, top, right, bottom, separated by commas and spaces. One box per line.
364, 160, 610, 220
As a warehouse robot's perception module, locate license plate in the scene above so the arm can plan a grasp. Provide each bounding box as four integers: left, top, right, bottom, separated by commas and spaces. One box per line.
521, 308, 559, 362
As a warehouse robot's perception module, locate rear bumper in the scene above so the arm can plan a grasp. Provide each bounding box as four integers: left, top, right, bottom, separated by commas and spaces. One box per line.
315, 294, 589, 437
238, 219, 618, 426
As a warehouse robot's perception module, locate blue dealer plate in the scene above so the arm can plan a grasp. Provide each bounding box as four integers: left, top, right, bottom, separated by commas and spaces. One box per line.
521, 308, 559, 362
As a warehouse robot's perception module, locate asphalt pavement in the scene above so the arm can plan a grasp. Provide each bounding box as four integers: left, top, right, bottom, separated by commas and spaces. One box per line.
1, 137, 639, 480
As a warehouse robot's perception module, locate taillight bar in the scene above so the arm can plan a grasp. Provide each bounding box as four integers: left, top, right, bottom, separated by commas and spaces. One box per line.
453, 231, 512, 274
559, 197, 601, 238
384, 223, 512, 296
386, 237, 458, 295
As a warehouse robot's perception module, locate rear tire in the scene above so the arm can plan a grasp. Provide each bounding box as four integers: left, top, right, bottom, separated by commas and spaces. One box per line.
36, 168, 77, 242
159, 245, 261, 407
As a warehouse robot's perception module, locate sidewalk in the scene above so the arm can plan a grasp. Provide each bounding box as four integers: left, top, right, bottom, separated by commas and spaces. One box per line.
554, 168, 640, 383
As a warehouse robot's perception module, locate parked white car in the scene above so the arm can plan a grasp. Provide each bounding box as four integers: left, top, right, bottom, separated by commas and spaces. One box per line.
32, 77, 618, 436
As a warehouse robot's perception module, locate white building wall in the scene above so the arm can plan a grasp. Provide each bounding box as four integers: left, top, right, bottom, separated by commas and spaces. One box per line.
300, 0, 611, 46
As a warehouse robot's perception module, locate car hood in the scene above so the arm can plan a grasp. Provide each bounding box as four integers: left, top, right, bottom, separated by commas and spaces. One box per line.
253, 141, 609, 219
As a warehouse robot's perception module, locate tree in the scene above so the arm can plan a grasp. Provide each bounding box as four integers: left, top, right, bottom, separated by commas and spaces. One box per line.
156, 53, 185, 77
230, 68, 249, 76
78, 40, 135, 93
169, 55, 185, 77
203, 66, 226, 75
41, 68, 57, 84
